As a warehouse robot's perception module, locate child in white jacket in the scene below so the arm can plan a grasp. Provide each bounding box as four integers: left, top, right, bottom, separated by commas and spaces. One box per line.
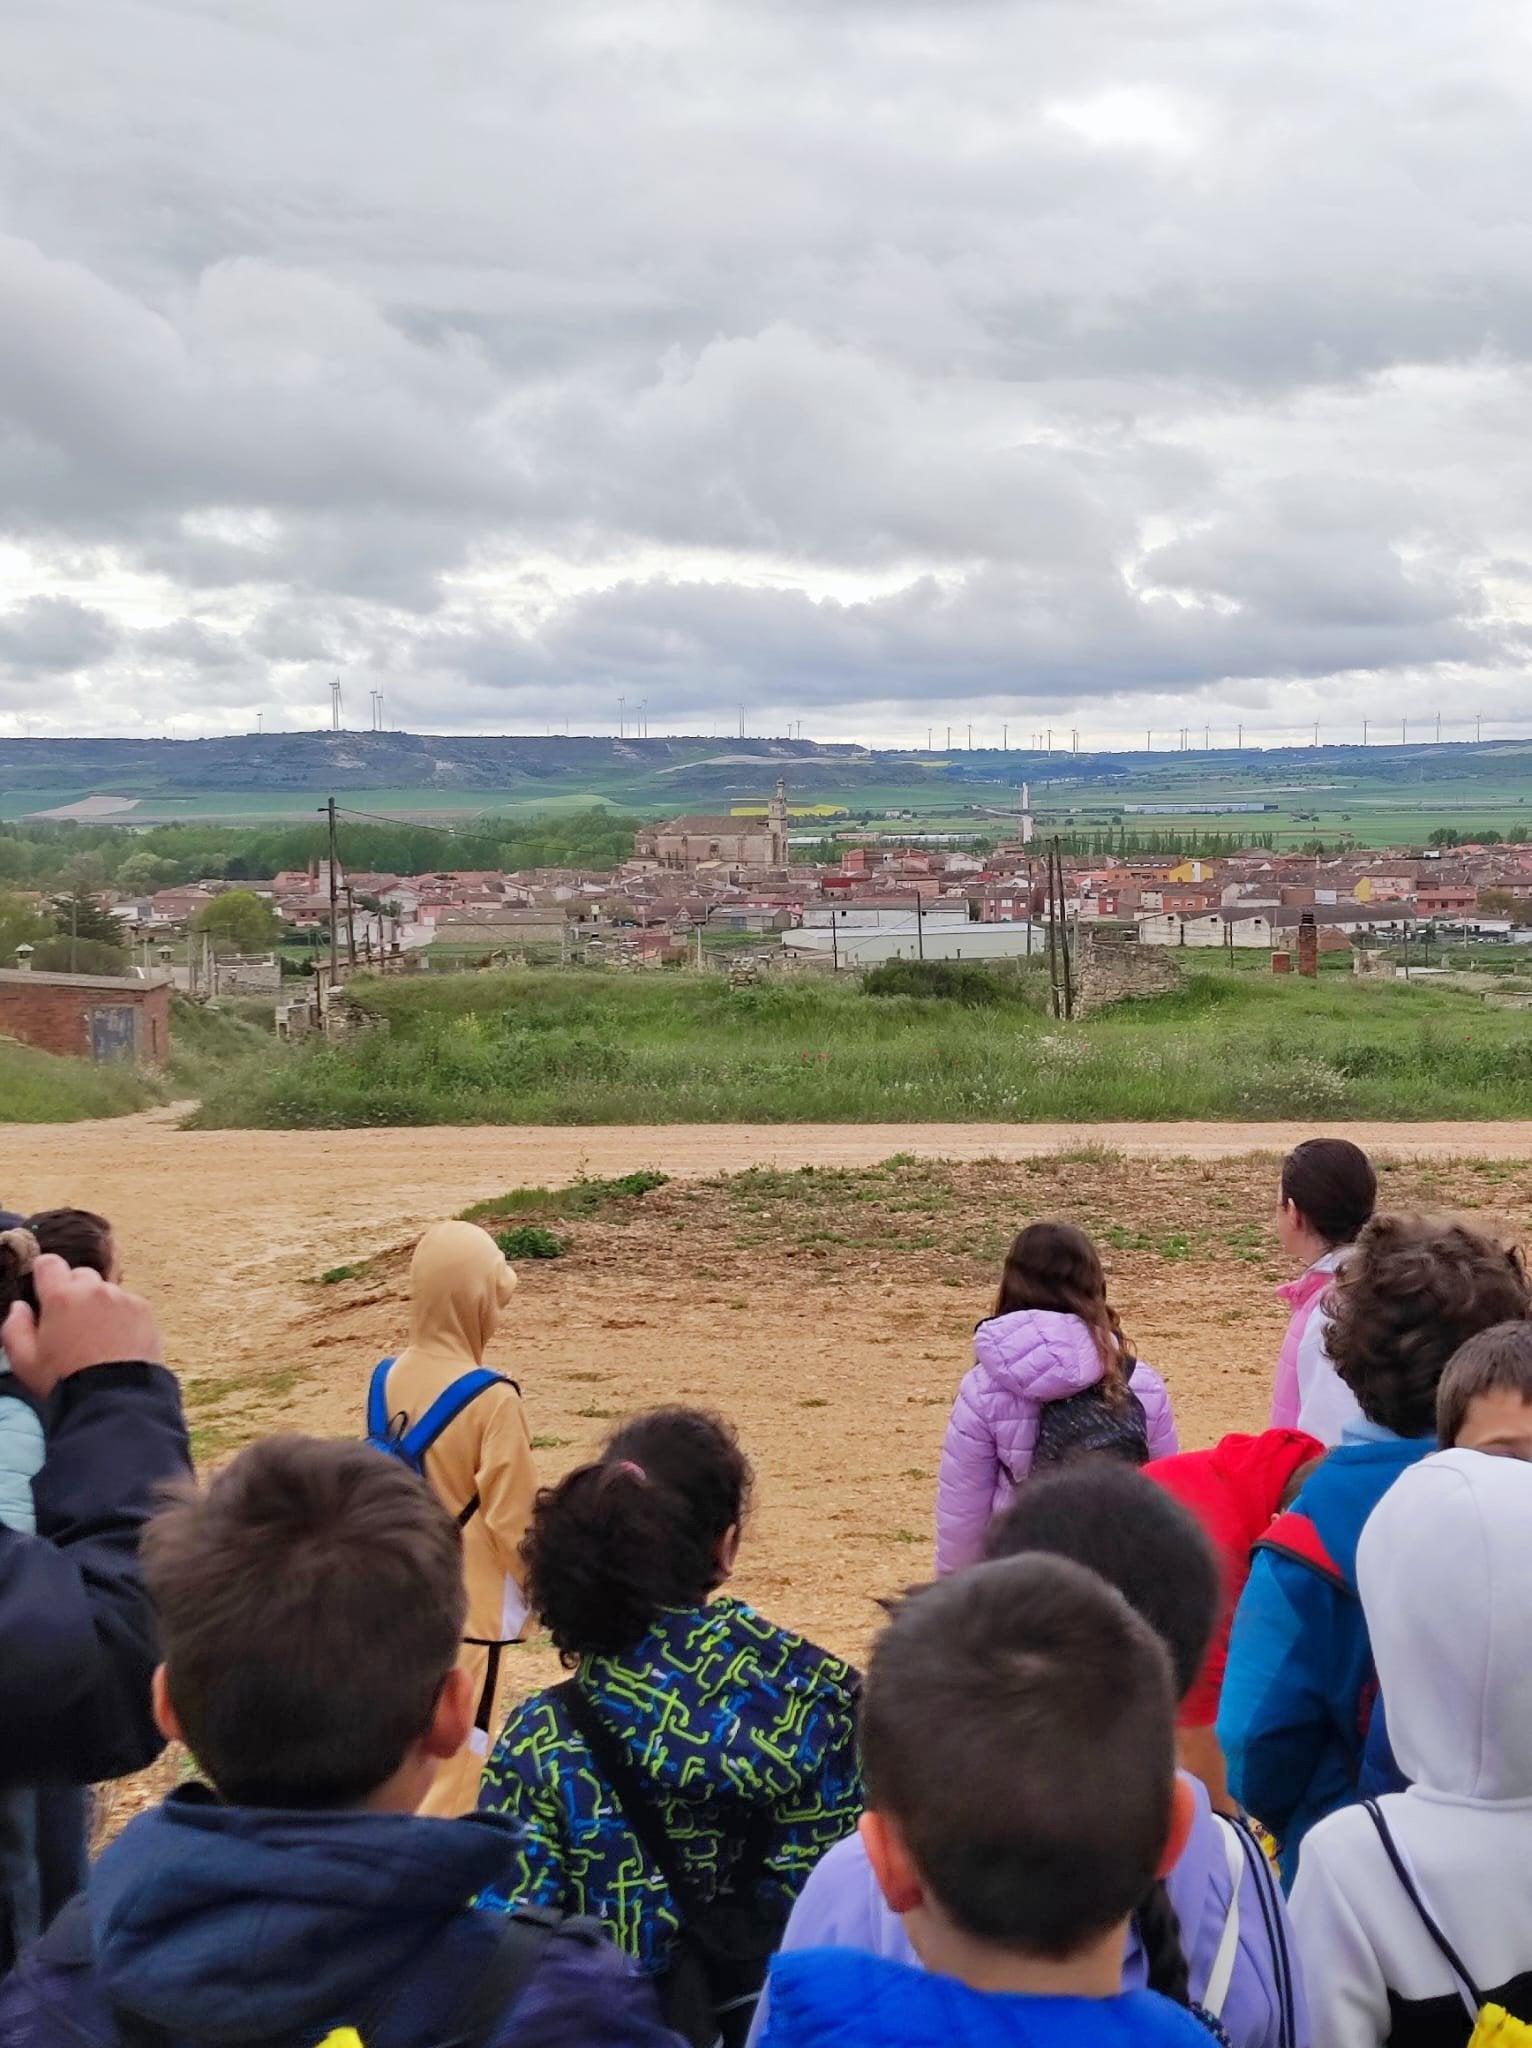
1290, 1449, 1532, 2047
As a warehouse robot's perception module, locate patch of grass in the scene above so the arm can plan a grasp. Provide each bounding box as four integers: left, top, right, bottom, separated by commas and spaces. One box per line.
317, 1262, 367, 1285
800, 1397, 831, 1408
0, 1038, 162, 1123
531, 1434, 572, 1450
576, 1403, 617, 1419
462, 1169, 670, 1226
496, 1224, 569, 1260
181, 963, 1532, 1128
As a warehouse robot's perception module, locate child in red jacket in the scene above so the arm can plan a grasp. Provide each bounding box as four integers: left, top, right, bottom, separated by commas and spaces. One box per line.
1148, 1429, 1322, 1812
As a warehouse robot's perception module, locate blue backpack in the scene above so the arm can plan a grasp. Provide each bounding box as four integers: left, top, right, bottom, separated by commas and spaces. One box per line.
366, 1358, 517, 1529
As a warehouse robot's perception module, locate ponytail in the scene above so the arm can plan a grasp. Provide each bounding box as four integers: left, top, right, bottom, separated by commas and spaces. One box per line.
521, 1407, 752, 1664
1136, 1877, 1192, 2006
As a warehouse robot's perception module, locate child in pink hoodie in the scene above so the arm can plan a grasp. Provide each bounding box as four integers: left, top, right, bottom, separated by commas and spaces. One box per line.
935, 1221, 1178, 1575
1269, 1139, 1376, 1440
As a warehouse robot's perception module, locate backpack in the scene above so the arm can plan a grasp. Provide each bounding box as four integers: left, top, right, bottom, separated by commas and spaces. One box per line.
1364, 1800, 1532, 2048
553, 1679, 785, 2048
1032, 1380, 1149, 1471
38, 1895, 603, 2048
365, 1359, 516, 1529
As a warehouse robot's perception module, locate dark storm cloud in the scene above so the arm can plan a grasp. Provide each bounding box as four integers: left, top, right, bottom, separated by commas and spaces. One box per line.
1, 0, 1531, 735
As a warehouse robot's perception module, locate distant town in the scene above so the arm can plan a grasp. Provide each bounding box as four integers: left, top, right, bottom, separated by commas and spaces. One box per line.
33, 777, 1521, 990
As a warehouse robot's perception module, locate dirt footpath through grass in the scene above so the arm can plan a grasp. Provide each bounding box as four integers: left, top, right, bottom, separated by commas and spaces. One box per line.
10, 1110, 1532, 1835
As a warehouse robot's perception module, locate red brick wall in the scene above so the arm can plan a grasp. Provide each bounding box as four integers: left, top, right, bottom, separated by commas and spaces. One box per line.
0, 980, 170, 1064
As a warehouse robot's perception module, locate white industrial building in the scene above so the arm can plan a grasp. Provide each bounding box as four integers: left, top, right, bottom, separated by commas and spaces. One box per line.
781, 920, 1045, 967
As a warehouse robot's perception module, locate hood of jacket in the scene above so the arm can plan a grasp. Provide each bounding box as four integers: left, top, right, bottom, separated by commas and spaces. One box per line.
582, 1596, 858, 1810
1203, 1429, 1325, 1550
86, 1787, 524, 2037
971, 1309, 1113, 1403
400, 1220, 516, 1372
1359, 1448, 1532, 1802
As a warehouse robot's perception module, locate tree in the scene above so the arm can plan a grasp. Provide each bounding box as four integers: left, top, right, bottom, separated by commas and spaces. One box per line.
116, 850, 178, 894
0, 890, 49, 964
32, 937, 132, 976
49, 888, 125, 947
194, 890, 281, 956
1477, 888, 1520, 919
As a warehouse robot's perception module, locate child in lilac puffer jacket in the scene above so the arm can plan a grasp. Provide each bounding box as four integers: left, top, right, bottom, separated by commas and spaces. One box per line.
935, 1220, 1178, 1575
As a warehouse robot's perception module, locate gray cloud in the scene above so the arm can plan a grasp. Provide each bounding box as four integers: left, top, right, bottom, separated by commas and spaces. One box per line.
2, 0, 1532, 739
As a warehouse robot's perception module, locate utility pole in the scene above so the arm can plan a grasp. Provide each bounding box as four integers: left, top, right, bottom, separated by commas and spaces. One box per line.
831, 912, 839, 975
914, 890, 925, 961
1045, 848, 1060, 1018
344, 885, 358, 969
326, 797, 340, 984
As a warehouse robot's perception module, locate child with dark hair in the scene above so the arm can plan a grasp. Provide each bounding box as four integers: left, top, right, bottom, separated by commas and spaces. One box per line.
0, 1435, 677, 2048
935, 1220, 1178, 1574
1221, 1215, 1530, 1880
478, 1408, 861, 2046
1270, 1139, 1377, 1442
765, 1466, 1306, 2048
1436, 1320, 1532, 1457
760, 1554, 1212, 2048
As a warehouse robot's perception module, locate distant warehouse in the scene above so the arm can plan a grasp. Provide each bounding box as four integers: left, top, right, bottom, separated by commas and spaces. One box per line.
781, 921, 1043, 967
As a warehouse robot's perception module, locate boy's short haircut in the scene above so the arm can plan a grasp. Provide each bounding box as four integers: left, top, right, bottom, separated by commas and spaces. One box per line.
144, 1436, 467, 1809
860, 1554, 1175, 1956
1437, 1320, 1532, 1446
982, 1463, 1219, 1704
1328, 1215, 1530, 1438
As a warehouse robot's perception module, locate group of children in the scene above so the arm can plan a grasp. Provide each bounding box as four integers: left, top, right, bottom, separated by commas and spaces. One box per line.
3, 1140, 1532, 2048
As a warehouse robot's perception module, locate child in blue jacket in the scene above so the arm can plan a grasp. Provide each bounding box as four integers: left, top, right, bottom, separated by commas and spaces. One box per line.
0, 1437, 680, 2048
760, 1552, 1215, 2048
1219, 1215, 1530, 1881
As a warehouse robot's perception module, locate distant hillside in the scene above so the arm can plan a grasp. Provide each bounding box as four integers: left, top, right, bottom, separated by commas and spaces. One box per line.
2, 729, 1530, 826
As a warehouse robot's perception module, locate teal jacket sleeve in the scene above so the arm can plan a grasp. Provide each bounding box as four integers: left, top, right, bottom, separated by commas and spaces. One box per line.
1219, 1546, 1336, 1842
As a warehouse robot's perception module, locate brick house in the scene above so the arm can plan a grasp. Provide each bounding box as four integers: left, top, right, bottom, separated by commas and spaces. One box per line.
0, 968, 171, 1063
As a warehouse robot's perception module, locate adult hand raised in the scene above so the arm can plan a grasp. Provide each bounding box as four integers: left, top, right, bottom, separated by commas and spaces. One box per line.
2, 1252, 164, 1396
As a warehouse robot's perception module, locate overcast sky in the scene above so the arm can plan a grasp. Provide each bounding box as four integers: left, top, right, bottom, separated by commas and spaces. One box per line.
4, 0, 1532, 747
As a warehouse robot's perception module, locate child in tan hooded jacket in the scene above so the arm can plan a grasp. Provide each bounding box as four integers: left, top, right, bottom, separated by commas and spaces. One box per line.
375, 1220, 535, 1816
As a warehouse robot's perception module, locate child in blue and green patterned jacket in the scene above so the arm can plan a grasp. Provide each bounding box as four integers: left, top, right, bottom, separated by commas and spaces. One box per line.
477, 1408, 862, 2043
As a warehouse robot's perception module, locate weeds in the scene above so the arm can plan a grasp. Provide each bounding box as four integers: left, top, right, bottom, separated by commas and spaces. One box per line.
496, 1224, 569, 1260
317, 1263, 367, 1285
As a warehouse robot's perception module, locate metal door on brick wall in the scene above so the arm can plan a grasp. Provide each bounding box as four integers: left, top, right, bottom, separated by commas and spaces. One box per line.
88, 1005, 137, 1062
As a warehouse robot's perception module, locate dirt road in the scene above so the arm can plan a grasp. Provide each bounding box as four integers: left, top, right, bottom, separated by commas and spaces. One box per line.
13, 1112, 1532, 1338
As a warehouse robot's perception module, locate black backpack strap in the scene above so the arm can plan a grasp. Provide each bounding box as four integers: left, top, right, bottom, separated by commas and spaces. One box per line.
552, 1681, 776, 1926
1363, 1801, 1483, 2011
442, 1908, 579, 2048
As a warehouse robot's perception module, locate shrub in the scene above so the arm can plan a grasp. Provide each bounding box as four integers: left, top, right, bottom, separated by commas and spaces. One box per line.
862, 959, 1032, 1007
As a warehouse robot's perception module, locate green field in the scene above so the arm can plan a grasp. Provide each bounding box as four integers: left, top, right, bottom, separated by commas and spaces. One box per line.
5, 730, 1531, 849
181, 962, 1532, 1129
